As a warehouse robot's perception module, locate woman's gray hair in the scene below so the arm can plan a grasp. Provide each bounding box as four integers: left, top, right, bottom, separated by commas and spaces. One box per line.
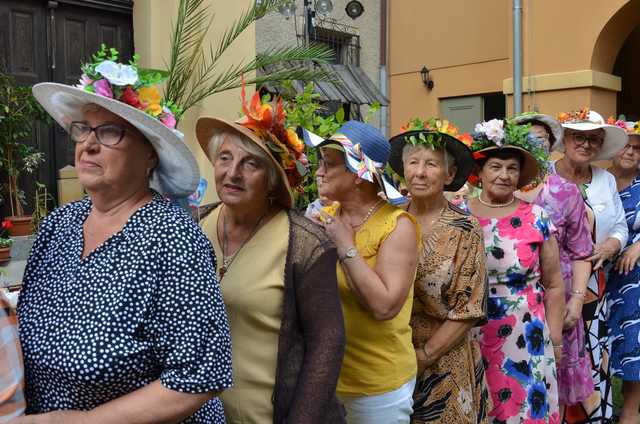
207, 130, 281, 197
401, 143, 456, 174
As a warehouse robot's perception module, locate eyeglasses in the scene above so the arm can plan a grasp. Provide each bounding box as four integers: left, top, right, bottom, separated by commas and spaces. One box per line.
568, 133, 604, 147
69, 121, 127, 147
621, 143, 640, 154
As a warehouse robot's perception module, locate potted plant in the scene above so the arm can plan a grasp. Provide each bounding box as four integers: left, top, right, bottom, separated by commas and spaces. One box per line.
0, 219, 13, 264
0, 72, 50, 236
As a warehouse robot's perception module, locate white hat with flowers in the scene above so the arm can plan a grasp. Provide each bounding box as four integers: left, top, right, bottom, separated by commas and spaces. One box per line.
32, 45, 199, 198
555, 108, 627, 161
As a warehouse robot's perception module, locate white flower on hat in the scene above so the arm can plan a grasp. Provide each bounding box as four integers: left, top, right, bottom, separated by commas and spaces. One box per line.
474, 119, 505, 145
95, 60, 138, 86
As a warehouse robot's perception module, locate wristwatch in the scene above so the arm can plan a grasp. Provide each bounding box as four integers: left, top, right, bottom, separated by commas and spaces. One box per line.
340, 247, 358, 261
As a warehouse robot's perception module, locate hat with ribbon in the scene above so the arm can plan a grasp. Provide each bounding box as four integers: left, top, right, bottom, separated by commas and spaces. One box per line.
300, 121, 406, 205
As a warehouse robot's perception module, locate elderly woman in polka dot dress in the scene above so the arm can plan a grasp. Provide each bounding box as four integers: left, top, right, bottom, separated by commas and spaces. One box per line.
15, 52, 232, 423
196, 89, 346, 423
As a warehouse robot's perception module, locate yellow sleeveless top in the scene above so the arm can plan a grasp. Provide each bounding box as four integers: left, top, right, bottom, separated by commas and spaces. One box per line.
337, 203, 418, 396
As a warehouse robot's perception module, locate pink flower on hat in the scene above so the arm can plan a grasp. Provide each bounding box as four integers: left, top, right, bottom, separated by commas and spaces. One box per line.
76, 74, 93, 89
160, 111, 177, 129
93, 79, 113, 99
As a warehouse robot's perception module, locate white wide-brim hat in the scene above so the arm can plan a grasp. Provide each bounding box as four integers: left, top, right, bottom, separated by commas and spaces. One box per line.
32, 82, 200, 198
555, 110, 627, 161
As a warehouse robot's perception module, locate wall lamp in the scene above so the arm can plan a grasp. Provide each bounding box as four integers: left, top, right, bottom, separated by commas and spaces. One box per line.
420, 66, 434, 90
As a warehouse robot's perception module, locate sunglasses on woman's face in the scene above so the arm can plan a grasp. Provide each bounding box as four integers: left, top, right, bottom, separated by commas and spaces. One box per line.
69, 121, 127, 147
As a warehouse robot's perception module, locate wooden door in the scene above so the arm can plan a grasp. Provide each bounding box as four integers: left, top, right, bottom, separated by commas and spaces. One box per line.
0, 0, 133, 214
52, 1, 134, 177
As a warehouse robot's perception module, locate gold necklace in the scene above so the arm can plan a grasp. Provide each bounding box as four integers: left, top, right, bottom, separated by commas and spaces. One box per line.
345, 199, 384, 228
477, 195, 515, 208
220, 208, 268, 279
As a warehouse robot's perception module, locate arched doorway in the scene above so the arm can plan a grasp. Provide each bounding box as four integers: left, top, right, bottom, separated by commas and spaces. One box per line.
591, 0, 640, 118
614, 25, 640, 120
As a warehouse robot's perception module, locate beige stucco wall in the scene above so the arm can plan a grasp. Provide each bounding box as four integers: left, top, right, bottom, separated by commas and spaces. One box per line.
255, 0, 384, 128
134, 0, 257, 203
389, 0, 511, 130
389, 0, 640, 132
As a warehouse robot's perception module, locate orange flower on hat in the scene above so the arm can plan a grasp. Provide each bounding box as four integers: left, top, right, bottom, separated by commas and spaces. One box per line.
238, 82, 274, 131
557, 107, 589, 123
286, 128, 304, 153
138, 86, 162, 116
457, 132, 473, 147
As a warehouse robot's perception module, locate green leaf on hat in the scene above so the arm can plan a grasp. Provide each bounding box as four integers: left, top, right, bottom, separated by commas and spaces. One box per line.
138, 68, 170, 86
266, 141, 285, 153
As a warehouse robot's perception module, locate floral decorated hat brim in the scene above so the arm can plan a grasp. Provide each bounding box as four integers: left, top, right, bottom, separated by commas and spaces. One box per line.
196, 116, 295, 209
31, 45, 200, 198
625, 121, 640, 136
300, 127, 407, 205
387, 130, 474, 192
76, 46, 180, 130
556, 109, 628, 161
32, 82, 199, 198
469, 145, 540, 189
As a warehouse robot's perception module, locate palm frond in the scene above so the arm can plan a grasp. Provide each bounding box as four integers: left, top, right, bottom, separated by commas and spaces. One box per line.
180, 44, 335, 111
165, 0, 335, 117
165, 0, 213, 109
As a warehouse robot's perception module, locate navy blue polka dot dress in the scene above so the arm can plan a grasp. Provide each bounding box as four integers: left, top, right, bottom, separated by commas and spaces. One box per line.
18, 194, 232, 423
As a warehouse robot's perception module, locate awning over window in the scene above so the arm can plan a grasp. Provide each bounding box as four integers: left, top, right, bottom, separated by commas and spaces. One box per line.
260, 62, 389, 106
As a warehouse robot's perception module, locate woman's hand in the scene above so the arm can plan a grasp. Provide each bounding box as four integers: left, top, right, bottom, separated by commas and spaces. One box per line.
588, 238, 621, 270
563, 295, 583, 330
320, 211, 355, 254
415, 346, 436, 376
615, 242, 640, 275
9, 411, 89, 424
415, 348, 428, 376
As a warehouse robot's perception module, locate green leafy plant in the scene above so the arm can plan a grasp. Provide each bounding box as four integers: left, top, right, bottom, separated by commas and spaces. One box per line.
282, 82, 347, 208
0, 72, 51, 217
164, 0, 336, 116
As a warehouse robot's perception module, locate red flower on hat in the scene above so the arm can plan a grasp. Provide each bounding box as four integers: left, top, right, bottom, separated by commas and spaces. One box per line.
120, 86, 143, 110
473, 151, 486, 160
468, 174, 480, 186
1, 220, 12, 230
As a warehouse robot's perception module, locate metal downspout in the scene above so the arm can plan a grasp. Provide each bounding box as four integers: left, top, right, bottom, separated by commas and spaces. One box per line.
513, 0, 523, 114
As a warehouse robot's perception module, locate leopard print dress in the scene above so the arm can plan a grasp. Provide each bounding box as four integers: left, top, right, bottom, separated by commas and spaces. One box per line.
410, 204, 490, 424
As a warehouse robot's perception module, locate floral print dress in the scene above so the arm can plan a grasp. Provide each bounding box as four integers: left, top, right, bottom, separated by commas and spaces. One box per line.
532, 174, 594, 405
475, 201, 560, 424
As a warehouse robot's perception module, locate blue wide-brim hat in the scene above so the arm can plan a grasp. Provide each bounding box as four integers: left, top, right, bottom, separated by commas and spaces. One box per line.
300, 121, 406, 205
